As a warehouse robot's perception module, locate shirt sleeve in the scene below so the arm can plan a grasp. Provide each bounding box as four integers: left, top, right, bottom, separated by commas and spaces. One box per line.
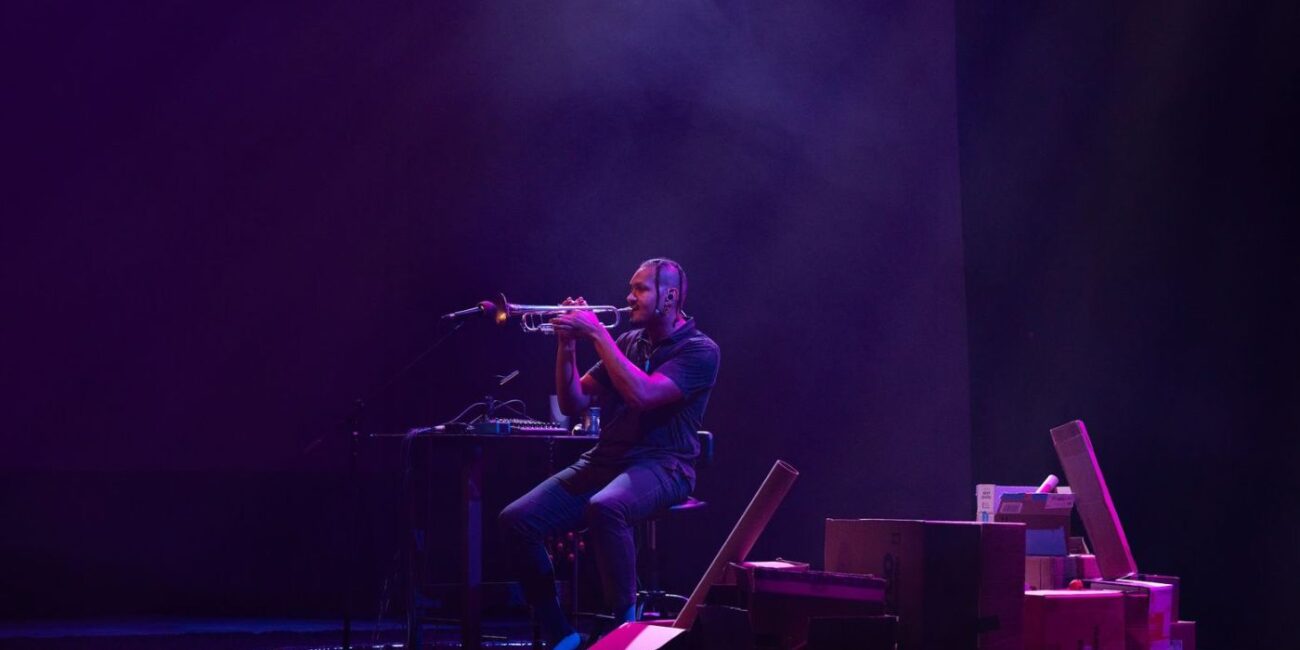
655, 338, 720, 397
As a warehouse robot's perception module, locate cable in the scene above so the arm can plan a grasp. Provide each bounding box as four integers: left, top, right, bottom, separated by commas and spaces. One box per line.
443, 401, 487, 426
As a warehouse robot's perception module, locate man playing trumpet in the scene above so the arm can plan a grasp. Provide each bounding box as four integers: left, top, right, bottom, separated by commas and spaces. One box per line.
498, 258, 721, 649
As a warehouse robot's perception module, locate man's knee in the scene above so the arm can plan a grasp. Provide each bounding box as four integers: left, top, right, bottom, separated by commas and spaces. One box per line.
498, 500, 535, 540
584, 495, 630, 529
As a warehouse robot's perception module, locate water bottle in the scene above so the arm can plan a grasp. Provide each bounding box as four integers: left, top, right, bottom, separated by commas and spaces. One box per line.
582, 407, 601, 436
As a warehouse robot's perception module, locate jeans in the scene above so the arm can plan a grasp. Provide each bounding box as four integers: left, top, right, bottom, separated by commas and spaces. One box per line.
498, 460, 692, 616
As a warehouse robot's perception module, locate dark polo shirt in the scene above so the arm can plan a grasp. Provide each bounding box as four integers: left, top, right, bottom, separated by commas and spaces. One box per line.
573, 318, 720, 488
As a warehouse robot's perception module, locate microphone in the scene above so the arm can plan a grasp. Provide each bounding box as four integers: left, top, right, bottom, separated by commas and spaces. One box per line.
442, 300, 496, 321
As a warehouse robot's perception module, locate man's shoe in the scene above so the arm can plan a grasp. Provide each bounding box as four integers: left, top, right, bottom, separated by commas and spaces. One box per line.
551, 631, 584, 650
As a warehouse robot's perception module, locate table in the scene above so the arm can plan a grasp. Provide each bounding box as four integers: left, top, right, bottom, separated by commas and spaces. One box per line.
373, 431, 597, 650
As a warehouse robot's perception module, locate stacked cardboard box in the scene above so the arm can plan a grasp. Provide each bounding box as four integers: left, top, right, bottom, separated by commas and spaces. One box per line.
979, 422, 1197, 650
1023, 589, 1126, 650
1071, 553, 1102, 581
1170, 620, 1195, 650
977, 484, 1038, 523
1024, 555, 1066, 590
1086, 578, 1176, 650
995, 492, 1075, 556
825, 519, 1024, 649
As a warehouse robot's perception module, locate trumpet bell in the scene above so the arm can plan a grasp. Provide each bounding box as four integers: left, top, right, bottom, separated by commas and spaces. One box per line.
495, 294, 631, 334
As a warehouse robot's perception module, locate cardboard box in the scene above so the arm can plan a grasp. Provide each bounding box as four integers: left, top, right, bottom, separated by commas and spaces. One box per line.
1025, 556, 1067, 590
1050, 421, 1138, 579
1133, 574, 1181, 621
723, 559, 809, 584
1068, 554, 1102, 581
1068, 536, 1091, 554
807, 615, 897, 650
1087, 579, 1175, 650
995, 492, 1075, 556
976, 484, 1071, 522
736, 567, 886, 649
824, 519, 1024, 650
1170, 620, 1195, 650
977, 484, 1036, 523
1023, 589, 1126, 650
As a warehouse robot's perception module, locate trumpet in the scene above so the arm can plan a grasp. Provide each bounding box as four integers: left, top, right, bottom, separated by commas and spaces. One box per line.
495, 294, 632, 334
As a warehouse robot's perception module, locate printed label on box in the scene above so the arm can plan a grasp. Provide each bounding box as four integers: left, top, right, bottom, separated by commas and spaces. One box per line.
1046, 494, 1075, 509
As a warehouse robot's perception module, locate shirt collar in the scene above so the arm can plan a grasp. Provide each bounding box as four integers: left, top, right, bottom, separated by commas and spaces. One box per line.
665, 317, 697, 343
635, 317, 697, 351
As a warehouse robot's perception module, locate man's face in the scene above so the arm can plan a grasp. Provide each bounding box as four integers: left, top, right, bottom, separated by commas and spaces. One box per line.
626, 265, 659, 326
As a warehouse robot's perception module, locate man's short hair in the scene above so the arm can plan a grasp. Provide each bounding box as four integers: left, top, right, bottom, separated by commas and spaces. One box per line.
640, 257, 688, 315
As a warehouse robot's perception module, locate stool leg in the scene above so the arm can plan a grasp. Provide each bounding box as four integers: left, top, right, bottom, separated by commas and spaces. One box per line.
637, 519, 661, 620
646, 519, 660, 592
635, 505, 708, 621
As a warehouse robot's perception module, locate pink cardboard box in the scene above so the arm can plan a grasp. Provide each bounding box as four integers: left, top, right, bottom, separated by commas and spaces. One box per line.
1023, 589, 1126, 650
1069, 554, 1102, 581
1087, 579, 1175, 650
1170, 620, 1195, 650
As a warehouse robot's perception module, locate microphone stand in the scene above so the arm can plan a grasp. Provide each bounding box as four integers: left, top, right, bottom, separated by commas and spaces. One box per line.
343, 398, 362, 650
305, 318, 468, 650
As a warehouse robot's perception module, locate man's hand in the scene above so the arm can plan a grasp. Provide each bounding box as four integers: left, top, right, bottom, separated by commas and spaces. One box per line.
553, 297, 582, 346
550, 297, 604, 341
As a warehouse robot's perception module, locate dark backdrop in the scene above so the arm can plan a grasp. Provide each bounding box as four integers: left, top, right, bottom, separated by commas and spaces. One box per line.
4, 2, 1295, 646
957, 1, 1299, 647
2, 0, 971, 622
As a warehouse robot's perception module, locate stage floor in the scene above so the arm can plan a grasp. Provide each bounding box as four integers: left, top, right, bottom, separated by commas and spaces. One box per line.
0, 618, 542, 649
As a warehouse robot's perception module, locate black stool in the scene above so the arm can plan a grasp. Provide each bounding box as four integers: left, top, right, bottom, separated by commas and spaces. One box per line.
635, 430, 714, 620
